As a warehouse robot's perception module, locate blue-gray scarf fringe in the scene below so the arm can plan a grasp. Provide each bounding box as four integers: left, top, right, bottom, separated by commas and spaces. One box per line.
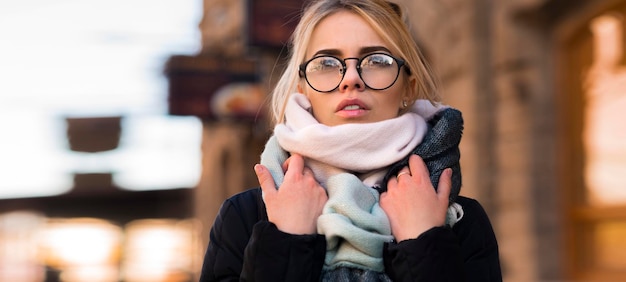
321, 267, 393, 282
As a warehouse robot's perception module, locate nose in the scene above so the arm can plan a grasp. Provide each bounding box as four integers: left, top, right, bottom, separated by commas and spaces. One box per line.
339, 60, 365, 92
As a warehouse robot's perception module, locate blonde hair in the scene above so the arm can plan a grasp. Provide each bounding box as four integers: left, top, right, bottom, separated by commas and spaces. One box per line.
270, 0, 440, 125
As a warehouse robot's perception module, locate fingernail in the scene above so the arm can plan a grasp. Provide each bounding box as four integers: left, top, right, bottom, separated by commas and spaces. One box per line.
254, 164, 263, 174
444, 168, 452, 177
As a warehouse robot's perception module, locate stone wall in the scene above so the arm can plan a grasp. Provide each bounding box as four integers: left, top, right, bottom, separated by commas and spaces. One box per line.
395, 0, 562, 281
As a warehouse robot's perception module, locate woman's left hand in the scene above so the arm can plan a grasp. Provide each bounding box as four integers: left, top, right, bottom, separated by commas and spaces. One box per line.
380, 155, 452, 242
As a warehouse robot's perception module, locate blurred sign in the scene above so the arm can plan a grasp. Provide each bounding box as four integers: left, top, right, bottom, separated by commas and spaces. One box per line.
247, 0, 304, 48
164, 55, 259, 120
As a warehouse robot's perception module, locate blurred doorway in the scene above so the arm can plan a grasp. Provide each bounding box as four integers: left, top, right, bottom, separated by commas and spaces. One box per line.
559, 2, 626, 280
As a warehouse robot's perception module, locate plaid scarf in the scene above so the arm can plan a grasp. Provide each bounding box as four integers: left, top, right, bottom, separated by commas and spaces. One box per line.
260, 93, 463, 273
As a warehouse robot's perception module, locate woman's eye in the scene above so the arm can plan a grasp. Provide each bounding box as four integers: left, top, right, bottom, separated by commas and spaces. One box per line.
321, 59, 340, 68
310, 58, 340, 71
363, 55, 393, 67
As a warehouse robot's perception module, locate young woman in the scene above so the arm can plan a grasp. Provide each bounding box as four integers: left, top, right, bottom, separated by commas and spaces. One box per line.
199, 0, 502, 281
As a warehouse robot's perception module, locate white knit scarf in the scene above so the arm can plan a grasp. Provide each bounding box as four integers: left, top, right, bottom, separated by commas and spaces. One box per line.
260, 93, 444, 272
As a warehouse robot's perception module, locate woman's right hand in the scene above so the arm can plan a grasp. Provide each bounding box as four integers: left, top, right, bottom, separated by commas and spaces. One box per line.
254, 154, 328, 235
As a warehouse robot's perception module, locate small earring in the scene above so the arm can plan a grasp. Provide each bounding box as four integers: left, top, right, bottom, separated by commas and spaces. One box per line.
401, 100, 408, 108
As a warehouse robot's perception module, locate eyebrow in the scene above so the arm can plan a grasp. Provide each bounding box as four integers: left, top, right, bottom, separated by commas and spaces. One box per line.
311, 46, 393, 57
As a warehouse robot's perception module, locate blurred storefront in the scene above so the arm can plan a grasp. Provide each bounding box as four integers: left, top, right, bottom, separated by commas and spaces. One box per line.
0, 212, 201, 282
0, 114, 203, 281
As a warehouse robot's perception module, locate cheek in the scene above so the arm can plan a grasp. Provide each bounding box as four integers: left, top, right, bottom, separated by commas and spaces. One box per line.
305, 95, 323, 115
369, 95, 400, 121
381, 83, 408, 117
387, 82, 407, 106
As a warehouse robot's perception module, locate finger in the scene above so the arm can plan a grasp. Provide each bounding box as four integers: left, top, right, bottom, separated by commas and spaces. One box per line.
302, 166, 315, 178
407, 155, 429, 178
385, 179, 395, 192
396, 169, 411, 180
255, 164, 277, 196
285, 154, 305, 176
281, 157, 290, 172
437, 168, 453, 204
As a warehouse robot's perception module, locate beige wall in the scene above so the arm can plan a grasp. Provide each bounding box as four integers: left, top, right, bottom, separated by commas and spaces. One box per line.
390, 1, 530, 279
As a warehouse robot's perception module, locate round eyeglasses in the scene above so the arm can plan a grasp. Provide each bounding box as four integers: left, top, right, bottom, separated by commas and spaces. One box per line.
298, 53, 407, 93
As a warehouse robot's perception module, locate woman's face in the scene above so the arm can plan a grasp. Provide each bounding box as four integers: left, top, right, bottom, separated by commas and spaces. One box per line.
299, 10, 411, 126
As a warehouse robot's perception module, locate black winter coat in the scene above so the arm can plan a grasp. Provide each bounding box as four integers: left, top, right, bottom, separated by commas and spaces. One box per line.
199, 188, 502, 282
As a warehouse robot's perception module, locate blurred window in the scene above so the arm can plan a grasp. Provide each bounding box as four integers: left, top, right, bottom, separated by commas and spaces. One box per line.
0, 0, 202, 198
561, 6, 626, 280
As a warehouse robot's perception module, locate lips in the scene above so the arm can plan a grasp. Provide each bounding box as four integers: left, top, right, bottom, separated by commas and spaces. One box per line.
336, 99, 369, 112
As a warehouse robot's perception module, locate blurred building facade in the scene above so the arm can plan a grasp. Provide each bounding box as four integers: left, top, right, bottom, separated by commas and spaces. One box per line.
181, 0, 626, 281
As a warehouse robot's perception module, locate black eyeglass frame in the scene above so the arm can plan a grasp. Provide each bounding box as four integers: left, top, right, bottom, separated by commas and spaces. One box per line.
298, 52, 410, 93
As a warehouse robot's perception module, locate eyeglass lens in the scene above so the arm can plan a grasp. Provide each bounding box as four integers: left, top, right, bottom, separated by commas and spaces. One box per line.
302, 53, 402, 92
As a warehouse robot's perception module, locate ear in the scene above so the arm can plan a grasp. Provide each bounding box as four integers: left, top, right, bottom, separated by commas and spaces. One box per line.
407, 76, 418, 102
297, 83, 309, 97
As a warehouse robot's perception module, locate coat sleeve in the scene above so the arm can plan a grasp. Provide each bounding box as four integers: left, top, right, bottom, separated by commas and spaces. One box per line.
199, 190, 326, 282
199, 197, 252, 282
241, 221, 326, 281
383, 227, 466, 282
383, 197, 502, 282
